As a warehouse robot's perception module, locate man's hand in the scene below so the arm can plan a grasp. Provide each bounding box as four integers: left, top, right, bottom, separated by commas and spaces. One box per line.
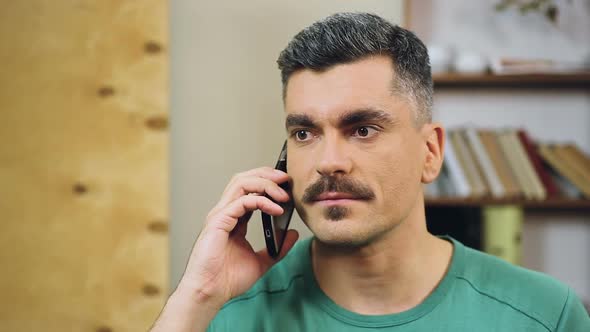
150, 167, 299, 332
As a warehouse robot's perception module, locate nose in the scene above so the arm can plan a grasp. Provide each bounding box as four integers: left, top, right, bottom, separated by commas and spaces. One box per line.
315, 136, 353, 177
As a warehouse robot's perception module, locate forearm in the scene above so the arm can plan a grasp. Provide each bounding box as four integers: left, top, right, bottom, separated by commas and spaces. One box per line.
150, 283, 224, 332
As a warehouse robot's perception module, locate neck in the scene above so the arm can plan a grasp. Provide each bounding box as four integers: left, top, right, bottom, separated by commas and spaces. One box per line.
311, 195, 453, 315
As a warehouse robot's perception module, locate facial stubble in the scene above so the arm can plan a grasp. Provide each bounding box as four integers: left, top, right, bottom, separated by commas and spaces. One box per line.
324, 205, 349, 221
302, 175, 375, 222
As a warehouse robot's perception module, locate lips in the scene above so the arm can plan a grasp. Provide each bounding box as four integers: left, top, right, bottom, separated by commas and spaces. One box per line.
312, 192, 365, 207
314, 192, 358, 201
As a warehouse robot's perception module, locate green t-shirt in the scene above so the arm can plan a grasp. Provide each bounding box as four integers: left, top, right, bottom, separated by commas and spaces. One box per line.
208, 237, 589, 331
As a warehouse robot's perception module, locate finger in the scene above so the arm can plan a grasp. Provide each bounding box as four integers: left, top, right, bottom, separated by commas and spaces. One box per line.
230, 211, 252, 238
237, 210, 254, 225
276, 229, 300, 260
208, 167, 290, 223
228, 167, 289, 187
257, 229, 300, 266
213, 176, 291, 215
230, 217, 248, 238
222, 168, 289, 198
206, 195, 284, 233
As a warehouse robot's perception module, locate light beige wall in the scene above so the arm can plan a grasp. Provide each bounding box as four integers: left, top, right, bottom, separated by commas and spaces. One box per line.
170, 1, 405, 289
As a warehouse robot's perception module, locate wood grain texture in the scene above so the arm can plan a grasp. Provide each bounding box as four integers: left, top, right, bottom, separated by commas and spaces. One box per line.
0, 1, 168, 331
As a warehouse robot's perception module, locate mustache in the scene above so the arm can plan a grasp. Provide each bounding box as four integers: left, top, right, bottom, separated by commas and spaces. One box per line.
302, 176, 375, 203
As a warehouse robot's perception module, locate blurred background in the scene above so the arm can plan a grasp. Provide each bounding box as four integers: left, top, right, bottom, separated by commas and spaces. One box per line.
0, 0, 588, 330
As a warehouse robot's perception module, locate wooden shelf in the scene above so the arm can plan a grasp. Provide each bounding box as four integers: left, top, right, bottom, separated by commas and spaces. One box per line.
426, 197, 590, 210
433, 72, 590, 89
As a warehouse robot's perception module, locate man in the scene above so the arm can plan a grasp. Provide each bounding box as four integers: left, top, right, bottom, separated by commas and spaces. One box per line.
152, 13, 589, 331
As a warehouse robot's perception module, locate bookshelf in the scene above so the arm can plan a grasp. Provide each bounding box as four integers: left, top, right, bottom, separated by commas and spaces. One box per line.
433, 72, 590, 89
427, 71, 590, 212
426, 197, 590, 211
407, 0, 590, 311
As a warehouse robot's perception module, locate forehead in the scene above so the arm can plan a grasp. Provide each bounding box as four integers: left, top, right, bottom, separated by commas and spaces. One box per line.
284, 55, 406, 121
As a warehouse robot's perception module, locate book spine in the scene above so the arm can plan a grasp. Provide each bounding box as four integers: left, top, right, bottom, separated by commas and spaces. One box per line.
450, 130, 482, 197
516, 130, 560, 198
443, 133, 471, 197
563, 144, 590, 170
507, 130, 546, 200
497, 130, 534, 199
547, 166, 582, 198
479, 130, 521, 198
557, 144, 590, 184
457, 129, 490, 196
544, 144, 590, 198
437, 166, 457, 197
464, 127, 505, 198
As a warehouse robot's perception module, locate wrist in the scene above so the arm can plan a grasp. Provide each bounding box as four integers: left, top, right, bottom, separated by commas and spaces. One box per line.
150, 281, 224, 332
174, 278, 227, 310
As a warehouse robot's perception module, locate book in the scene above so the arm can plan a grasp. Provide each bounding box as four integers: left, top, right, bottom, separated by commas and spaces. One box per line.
443, 132, 471, 197
464, 127, 505, 198
449, 130, 487, 197
516, 130, 560, 198
457, 129, 491, 196
479, 130, 521, 198
489, 57, 589, 75
554, 144, 590, 184
547, 166, 582, 198
436, 165, 456, 197
496, 130, 535, 199
561, 144, 590, 170
538, 144, 590, 198
483, 205, 523, 265
506, 130, 546, 200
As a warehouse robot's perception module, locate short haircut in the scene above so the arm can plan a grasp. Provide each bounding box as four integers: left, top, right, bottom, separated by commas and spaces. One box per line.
277, 12, 433, 126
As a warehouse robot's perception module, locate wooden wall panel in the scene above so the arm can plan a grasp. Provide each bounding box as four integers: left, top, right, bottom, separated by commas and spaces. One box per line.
0, 1, 168, 331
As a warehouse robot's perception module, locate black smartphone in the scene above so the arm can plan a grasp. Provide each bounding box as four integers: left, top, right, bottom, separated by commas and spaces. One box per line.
261, 141, 295, 258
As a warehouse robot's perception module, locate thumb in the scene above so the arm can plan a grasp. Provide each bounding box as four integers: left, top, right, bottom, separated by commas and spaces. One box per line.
257, 229, 300, 268
276, 229, 300, 260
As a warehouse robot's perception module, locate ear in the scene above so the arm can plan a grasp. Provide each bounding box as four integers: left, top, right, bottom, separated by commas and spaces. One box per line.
421, 123, 445, 184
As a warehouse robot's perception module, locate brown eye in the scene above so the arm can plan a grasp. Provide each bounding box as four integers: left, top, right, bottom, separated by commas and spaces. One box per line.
296, 130, 309, 141
352, 126, 377, 138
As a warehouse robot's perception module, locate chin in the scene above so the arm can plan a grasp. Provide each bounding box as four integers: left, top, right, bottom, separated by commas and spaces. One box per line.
314, 233, 374, 249
298, 203, 393, 248
306, 215, 381, 249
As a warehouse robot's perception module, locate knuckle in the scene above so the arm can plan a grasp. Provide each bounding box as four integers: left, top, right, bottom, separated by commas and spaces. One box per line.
230, 172, 243, 182
242, 194, 257, 206
206, 209, 217, 220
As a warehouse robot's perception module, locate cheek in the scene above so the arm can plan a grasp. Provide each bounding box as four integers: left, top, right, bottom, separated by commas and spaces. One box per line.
288, 156, 312, 199
374, 160, 405, 202
373, 145, 422, 203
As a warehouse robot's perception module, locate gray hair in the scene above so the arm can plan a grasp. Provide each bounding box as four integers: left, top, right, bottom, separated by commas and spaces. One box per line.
277, 12, 433, 126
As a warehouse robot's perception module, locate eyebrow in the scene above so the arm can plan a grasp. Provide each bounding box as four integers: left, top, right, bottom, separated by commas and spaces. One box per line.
339, 108, 396, 128
285, 108, 396, 130
285, 114, 317, 130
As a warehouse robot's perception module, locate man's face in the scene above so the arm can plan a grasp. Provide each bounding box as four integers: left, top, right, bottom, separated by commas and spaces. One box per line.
284, 55, 430, 247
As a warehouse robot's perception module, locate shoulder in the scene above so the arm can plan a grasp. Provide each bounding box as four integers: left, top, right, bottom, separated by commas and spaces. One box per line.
454, 241, 571, 330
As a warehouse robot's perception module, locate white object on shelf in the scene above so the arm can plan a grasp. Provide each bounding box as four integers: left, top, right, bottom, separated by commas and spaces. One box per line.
428, 44, 454, 74
453, 51, 488, 74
